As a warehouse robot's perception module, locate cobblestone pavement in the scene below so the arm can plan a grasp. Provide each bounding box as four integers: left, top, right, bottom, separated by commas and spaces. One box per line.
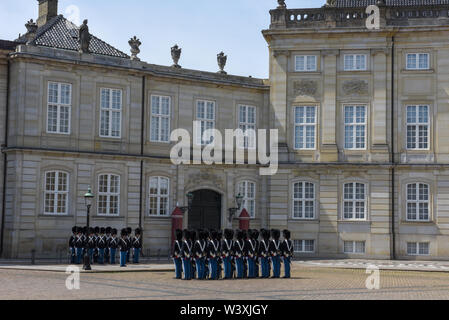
1, 265, 449, 300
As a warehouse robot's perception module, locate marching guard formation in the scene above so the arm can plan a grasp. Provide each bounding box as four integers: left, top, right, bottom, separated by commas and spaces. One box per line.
69, 226, 142, 267
172, 228, 294, 280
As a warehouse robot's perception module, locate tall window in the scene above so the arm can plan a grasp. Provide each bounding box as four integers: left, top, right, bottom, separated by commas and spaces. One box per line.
238, 181, 256, 218
47, 82, 71, 134
238, 105, 256, 149
150, 95, 170, 142
293, 182, 315, 219
406, 183, 430, 221
98, 174, 120, 216
149, 177, 169, 216
44, 171, 69, 215
406, 53, 429, 70
343, 182, 366, 220
344, 105, 366, 150
407, 242, 429, 255
344, 54, 367, 71
406, 105, 429, 150
294, 240, 315, 253
294, 106, 316, 150
196, 100, 215, 145
100, 88, 122, 138
344, 241, 365, 254
295, 55, 317, 72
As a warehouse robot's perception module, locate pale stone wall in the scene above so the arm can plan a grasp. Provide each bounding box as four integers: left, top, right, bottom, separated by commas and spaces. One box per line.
0, 53, 7, 254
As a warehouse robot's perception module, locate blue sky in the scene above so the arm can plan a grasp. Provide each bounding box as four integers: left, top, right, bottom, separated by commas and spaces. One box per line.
0, 0, 323, 78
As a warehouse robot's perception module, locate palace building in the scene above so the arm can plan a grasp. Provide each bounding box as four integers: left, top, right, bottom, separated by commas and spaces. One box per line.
1, 0, 449, 260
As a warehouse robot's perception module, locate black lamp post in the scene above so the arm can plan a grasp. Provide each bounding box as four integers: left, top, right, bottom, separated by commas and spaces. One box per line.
228, 193, 244, 223
83, 187, 94, 271
180, 192, 194, 213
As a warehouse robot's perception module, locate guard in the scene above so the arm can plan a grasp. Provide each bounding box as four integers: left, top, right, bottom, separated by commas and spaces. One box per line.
269, 229, 282, 278
119, 228, 128, 267
281, 229, 293, 278
259, 229, 270, 278
132, 228, 142, 264
108, 228, 118, 264
181, 229, 193, 280
172, 229, 183, 279
221, 229, 234, 279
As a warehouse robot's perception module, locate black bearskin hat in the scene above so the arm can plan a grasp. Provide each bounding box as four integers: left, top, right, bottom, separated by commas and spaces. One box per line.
135, 228, 141, 235
112, 228, 117, 235
271, 229, 280, 240
100, 227, 105, 234
127, 227, 132, 234
121, 228, 127, 236
236, 230, 243, 240
196, 229, 202, 240
88, 227, 94, 235
189, 230, 196, 242
94, 226, 100, 233
106, 227, 111, 234
72, 226, 77, 233
182, 229, 190, 240
261, 229, 270, 240
211, 230, 218, 240
241, 229, 248, 240
175, 229, 183, 241
224, 229, 234, 240
203, 230, 210, 240
283, 229, 291, 240
253, 229, 260, 240
217, 230, 223, 240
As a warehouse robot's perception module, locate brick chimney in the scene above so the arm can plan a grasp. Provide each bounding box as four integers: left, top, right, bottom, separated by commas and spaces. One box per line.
37, 0, 58, 27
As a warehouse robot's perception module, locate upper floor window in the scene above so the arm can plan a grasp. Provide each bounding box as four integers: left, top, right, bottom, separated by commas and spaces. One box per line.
196, 100, 215, 145
344, 54, 367, 71
294, 240, 315, 253
293, 181, 315, 219
98, 174, 120, 216
294, 106, 316, 150
343, 182, 366, 220
100, 88, 122, 138
47, 82, 71, 134
150, 95, 171, 143
344, 105, 367, 150
406, 183, 430, 222
238, 105, 256, 149
44, 171, 69, 215
406, 105, 429, 150
406, 53, 430, 70
295, 55, 317, 72
149, 176, 169, 216
238, 181, 256, 218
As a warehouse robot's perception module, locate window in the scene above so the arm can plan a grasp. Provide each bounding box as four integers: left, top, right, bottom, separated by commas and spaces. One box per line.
406, 183, 430, 221
47, 82, 71, 134
406, 105, 429, 150
149, 177, 169, 216
238, 181, 256, 218
294, 240, 315, 253
238, 105, 256, 149
100, 88, 122, 138
294, 106, 316, 150
44, 171, 69, 215
196, 100, 215, 145
407, 242, 430, 255
293, 181, 315, 219
97, 174, 120, 216
344, 105, 367, 150
344, 54, 367, 71
150, 95, 170, 142
295, 55, 317, 72
343, 182, 367, 220
406, 53, 430, 70
343, 241, 365, 254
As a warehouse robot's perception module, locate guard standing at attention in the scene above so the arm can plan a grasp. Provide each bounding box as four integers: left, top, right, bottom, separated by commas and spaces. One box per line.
108, 228, 118, 264
221, 229, 234, 279
246, 229, 257, 278
233, 230, 246, 279
259, 229, 271, 278
74, 227, 84, 264
269, 229, 282, 278
69, 226, 77, 264
132, 228, 142, 264
281, 229, 293, 278
104, 227, 111, 264
172, 229, 183, 279
193, 230, 207, 279
97, 227, 107, 264
119, 228, 128, 267
207, 230, 220, 280
181, 229, 193, 280
126, 227, 133, 263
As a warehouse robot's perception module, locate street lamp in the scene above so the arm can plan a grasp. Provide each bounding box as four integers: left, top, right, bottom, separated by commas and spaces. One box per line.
180, 192, 194, 213
228, 193, 244, 223
83, 187, 94, 271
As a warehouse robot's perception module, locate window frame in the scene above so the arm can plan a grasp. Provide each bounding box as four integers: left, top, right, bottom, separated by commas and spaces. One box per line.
237, 104, 257, 149
150, 95, 171, 143
343, 241, 366, 254
295, 55, 317, 72
343, 104, 367, 150
292, 181, 316, 220
406, 183, 430, 222
97, 174, 121, 216
407, 242, 430, 256
406, 53, 430, 70
99, 87, 123, 139
238, 180, 256, 218
406, 105, 430, 151
148, 176, 170, 216
343, 54, 367, 71
43, 170, 69, 216
195, 99, 216, 146
342, 182, 367, 221
46, 81, 72, 135
294, 106, 317, 151
293, 239, 315, 253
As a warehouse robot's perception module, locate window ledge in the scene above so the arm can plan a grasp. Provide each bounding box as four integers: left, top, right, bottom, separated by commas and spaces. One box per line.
400, 221, 435, 226
289, 219, 319, 223
93, 216, 125, 220
401, 69, 434, 74
292, 71, 321, 75
39, 214, 73, 219
144, 215, 172, 220
338, 220, 371, 224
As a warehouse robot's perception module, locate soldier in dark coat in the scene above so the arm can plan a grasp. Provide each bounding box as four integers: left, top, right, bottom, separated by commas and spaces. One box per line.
119, 228, 128, 267
69, 226, 77, 264
221, 229, 234, 279
74, 227, 84, 264
259, 229, 271, 278
172, 229, 183, 279
126, 227, 133, 263
108, 228, 118, 265
269, 229, 282, 278
97, 227, 107, 264
87, 228, 96, 264
207, 230, 220, 280
104, 227, 111, 263
132, 228, 142, 264
189, 230, 197, 279
246, 229, 257, 278
233, 230, 246, 279
181, 229, 193, 280
252, 229, 260, 278
193, 230, 207, 279
217, 230, 223, 279
281, 229, 293, 278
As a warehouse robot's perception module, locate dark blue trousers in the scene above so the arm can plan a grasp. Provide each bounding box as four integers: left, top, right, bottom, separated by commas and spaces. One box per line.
283, 257, 291, 278
208, 258, 218, 280
110, 248, 116, 264
173, 258, 182, 279
272, 256, 281, 278
260, 257, 270, 278
223, 257, 232, 279
195, 258, 205, 279
248, 258, 256, 278
98, 248, 105, 264
120, 251, 127, 267
88, 248, 94, 264
76, 248, 83, 264
235, 257, 244, 279
182, 258, 192, 280
70, 247, 75, 264
133, 248, 140, 263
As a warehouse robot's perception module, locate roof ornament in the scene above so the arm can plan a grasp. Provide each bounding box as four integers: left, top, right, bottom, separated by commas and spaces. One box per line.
325, 0, 336, 7
217, 51, 227, 75
277, 0, 286, 9
129, 36, 142, 61
78, 19, 91, 54
25, 19, 38, 45
171, 44, 182, 68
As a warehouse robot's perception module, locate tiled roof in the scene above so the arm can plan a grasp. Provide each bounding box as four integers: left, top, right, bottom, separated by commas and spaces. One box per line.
0, 40, 18, 50
334, 0, 449, 7
16, 15, 129, 59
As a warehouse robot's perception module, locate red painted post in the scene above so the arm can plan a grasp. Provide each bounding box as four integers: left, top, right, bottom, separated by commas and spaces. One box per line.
239, 208, 250, 231
171, 207, 184, 249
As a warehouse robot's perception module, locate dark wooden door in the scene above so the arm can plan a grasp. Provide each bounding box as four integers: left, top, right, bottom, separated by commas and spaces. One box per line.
188, 190, 221, 230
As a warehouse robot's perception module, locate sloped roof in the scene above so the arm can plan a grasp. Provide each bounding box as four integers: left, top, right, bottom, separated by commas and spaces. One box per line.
0, 40, 18, 51
334, 0, 449, 7
16, 15, 129, 59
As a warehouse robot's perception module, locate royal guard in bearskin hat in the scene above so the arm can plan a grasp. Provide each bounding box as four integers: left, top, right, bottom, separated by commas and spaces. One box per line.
259, 229, 271, 278
202, 230, 210, 279
93, 226, 100, 263
119, 228, 128, 267
233, 230, 246, 279
217, 230, 224, 279
207, 229, 220, 280
87, 227, 96, 264
108, 228, 118, 264
132, 228, 142, 264
246, 229, 258, 278
189, 230, 197, 279
281, 229, 293, 278
172, 229, 183, 279
126, 227, 133, 263
252, 229, 260, 278
221, 229, 234, 279
74, 227, 84, 264
97, 227, 107, 264
269, 229, 282, 278
104, 227, 112, 263
69, 226, 77, 264
193, 230, 206, 279
181, 229, 193, 280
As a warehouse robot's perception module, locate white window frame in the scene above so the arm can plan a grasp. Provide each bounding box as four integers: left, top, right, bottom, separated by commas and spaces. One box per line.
406, 53, 430, 70
238, 181, 256, 218
148, 176, 170, 216
99, 88, 122, 138
294, 106, 317, 150
295, 55, 317, 72
406, 183, 430, 222
292, 181, 316, 220
406, 105, 430, 150
196, 100, 216, 146
344, 105, 367, 150
47, 82, 72, 135
97, 174, 120, 216
294, 240, 315, 253
238, 105, 257, 149
343, 182, 367, 221
344, 54, 367, 71
150, 95, 171, 143
44, 170, 69, 215
343, 241, 366, 254
407, 242, 430, 256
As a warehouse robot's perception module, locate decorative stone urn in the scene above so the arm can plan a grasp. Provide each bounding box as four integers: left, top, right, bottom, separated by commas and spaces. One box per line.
25, 19, 38, 44
128, 36, 142, 61
217, 51, 227, 75
171, 44, 182, 68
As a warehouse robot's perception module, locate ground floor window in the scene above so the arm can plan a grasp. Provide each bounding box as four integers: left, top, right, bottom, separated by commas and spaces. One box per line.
343, 241, 365, 254
407, 242, 430, 256
294, 240, 315, 253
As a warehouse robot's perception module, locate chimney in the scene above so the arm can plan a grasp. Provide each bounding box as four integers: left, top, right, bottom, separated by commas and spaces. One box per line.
37, 0, 58, 27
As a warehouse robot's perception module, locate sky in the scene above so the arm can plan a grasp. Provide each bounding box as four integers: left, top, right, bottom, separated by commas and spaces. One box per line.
0, 0, 323, 79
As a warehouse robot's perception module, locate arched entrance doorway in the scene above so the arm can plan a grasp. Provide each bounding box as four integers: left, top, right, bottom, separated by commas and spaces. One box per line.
188, 189, 222, 230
